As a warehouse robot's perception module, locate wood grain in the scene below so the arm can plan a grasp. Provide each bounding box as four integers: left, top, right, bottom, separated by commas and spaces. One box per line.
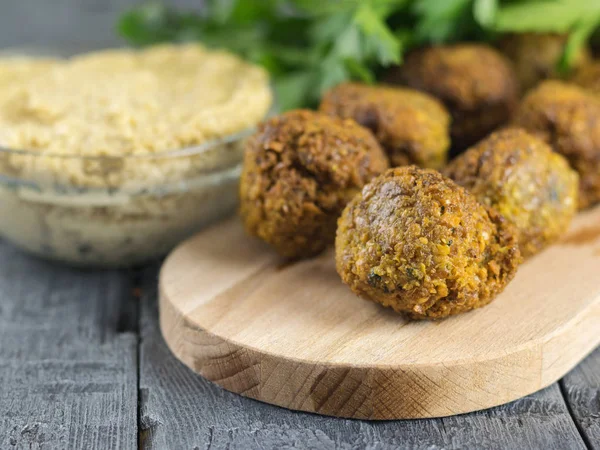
142, 266, 588, 449
0, 2, 596, 448
561, 349, 600, 449
160, 206, 600, 420
0, 242, 138, 450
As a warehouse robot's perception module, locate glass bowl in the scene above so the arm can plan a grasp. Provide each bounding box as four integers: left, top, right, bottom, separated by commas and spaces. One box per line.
0, 45, 274, 267
0, 130, 253, 268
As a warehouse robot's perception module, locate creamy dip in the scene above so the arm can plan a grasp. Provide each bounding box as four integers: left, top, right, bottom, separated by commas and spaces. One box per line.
0, 45, 272, 266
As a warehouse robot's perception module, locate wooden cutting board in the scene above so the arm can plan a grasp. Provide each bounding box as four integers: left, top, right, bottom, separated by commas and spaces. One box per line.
159, 206, 600, 420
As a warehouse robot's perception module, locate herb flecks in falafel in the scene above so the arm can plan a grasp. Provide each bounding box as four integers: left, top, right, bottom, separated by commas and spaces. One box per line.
240, 109, 389, 259
336, 166, 521, 319
445, 128, 578, 258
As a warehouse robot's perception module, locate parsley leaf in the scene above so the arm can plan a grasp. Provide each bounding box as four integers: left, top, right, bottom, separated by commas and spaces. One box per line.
117, 0, 600, 110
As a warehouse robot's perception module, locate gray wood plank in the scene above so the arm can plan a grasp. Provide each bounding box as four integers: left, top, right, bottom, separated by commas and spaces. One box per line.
0, 0, 202, 50
561, 348, 600, 449
0, 2, 595, 448
0, 241, 138, 450
139, 267, 586, 450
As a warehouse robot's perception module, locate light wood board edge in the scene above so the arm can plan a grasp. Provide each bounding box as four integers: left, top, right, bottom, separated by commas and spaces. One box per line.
159, 279, 600, 420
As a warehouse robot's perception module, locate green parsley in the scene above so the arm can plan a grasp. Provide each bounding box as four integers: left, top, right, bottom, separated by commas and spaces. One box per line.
117, 0, 600, 110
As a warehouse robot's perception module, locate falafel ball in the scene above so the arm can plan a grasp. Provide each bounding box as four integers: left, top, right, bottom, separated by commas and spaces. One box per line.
499, 33, 590, 93
444, 128, 579, 258
386, 44, 519, 151
512, 80, 600, 209
336, 166, 521, 319
571, 61, 600, 95
240, 109, 390, 259
319, 82, 450, 169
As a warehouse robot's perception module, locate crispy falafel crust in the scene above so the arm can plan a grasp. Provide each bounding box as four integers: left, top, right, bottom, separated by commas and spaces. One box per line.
512, 80, 600, 209
336, 166, 521, 319
319, 82, 450, 169
240, 110, 389, 259
388, 44, 519, 151
444, 128, 579, 258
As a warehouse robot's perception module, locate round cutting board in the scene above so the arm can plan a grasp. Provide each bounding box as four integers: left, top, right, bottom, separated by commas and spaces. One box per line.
159, 207, 600, 420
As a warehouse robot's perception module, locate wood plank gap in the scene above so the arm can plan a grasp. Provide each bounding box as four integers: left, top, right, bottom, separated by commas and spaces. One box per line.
559, 378, 594, 450
0, 241, 139, 449
129, 267, 148, 450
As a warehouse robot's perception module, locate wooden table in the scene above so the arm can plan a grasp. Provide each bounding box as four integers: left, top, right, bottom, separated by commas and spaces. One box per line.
0, 3, 598, 448
0, 240, 597, 449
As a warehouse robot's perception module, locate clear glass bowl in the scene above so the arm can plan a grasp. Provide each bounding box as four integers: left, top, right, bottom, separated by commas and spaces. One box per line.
0, 130, 252, 267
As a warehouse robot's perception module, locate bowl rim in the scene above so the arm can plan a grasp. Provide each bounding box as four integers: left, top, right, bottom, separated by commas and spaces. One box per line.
0, 127, 255, 160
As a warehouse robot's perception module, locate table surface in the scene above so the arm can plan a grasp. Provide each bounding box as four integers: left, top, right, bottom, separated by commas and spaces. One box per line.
0, 241, 598, 450
0, 2, 599, 449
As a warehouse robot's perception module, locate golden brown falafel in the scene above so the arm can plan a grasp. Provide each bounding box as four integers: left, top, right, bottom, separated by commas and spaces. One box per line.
386, 44, 519, 152
499, 33, 590, 93
336, 166, 521, 319
240, 109, 389, 259
319, 82, 451, 169
444, 128, 578, 258
571, 61, 600, 95
512, 80, 600, 209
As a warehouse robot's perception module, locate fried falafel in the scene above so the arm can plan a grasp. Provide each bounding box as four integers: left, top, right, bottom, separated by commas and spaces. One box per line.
319, 82, 450, 169
386, 44, 519, 152
336, 166, 521, 319
512, 80, 600, 209
444, 128, 578, 258
571, 61, 600, 95
240, 109, 389, 259
499, 33, 590, 93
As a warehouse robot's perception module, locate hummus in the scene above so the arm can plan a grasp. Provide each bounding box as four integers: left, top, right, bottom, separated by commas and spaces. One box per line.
0, 45, 272, 266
